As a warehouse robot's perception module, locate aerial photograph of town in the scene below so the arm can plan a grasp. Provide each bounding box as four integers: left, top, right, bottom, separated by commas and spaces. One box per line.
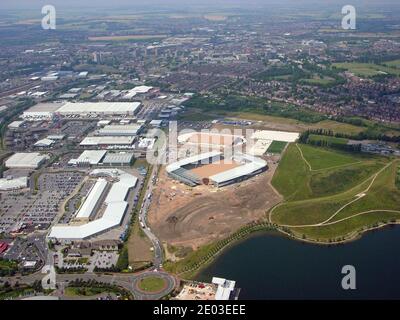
0, 0, 400, 310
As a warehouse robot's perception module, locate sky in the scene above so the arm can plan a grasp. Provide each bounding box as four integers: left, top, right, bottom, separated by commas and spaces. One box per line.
0, 0, 398, 10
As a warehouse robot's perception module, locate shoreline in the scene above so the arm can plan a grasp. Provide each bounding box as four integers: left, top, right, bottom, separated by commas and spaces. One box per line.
177, 220, 400, 280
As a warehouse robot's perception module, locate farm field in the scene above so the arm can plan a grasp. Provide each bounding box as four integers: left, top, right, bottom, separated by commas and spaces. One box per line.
270, 143, 398, 242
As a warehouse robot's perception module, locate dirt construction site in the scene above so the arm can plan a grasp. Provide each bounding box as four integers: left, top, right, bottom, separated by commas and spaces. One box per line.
147, 155, 282, 251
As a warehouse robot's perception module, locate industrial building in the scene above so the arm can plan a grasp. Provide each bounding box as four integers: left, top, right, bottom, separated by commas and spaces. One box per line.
68, 150, 107, 166
48, 169, 138, 241
80, 136, 136, 148
97, 124, 143, 136
122, 85, 153, 100
0, 176, 28, 191
74, 178, 108, 222
22, 103, 63, 121
102, 152, 134, 166
5, 152, 48, 169
57, 102, 141, 117
34, 138, 55, 148
21, 102, 141, 120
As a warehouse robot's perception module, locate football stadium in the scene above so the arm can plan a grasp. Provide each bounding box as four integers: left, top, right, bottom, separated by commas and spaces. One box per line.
166, 151, 267, 188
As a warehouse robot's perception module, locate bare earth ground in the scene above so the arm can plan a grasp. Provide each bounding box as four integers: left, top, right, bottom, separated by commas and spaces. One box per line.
189, 161, 240, 178
128, 226, 153, 265
148, 157, 282, 249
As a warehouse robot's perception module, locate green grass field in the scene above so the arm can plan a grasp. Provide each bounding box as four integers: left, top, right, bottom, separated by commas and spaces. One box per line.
138, 276, 166, 292
333, 62, 400, 78
298, 144, 361, 170
267, 141, 287, 154
270, 143, 398, 242
65, 287, 109, 297
308, 134, 348, 145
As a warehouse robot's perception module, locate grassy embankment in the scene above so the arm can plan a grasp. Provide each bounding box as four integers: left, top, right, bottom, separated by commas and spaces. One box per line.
270, 143, 400, 243
163, 222, 274, 279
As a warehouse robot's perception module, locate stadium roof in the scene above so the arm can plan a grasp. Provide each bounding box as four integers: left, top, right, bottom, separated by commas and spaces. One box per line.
210, 153, 267, 184
80, 136, 135, 146
48, 169, 138, 240
56, 102, 141, 115
166, 151, 222, 173
75, 178, 107, 219
5, 153, 48, 169
68, 150, 107, 165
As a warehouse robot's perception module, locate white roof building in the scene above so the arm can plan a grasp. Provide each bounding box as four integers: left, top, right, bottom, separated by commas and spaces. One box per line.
0, 176, 28, 191
5, 153, 48, 169
102, 152, 134, 166
97, 124, 143, 136
48, 169, 138, 241
212, 277, 236, 300
34, 138, 55, 148
57, 102, 141, 116
209, 154, 267, 186
68, 150, 107, 166
122, 86, 153, 99
166, 151, 222, 173
80, 136, 135, 147
75, 178, 108, 220
8, 120, 26, 129
22, 103, 63, 121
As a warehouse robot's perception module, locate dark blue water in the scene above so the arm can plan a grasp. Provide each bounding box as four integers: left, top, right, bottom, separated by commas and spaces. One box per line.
196, 227, 400, 299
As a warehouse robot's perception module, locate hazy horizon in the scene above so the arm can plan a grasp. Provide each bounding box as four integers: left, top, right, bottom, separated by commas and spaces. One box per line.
1, 0, 399, 11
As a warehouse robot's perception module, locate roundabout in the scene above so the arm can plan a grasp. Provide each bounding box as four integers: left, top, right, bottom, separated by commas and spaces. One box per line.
132, 271, 178, 300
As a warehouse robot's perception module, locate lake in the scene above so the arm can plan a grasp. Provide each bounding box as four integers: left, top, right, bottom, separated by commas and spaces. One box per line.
196, 227, 400, 299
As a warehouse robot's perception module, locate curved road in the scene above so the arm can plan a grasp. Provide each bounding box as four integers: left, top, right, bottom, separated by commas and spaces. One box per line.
2, 270, 177, 300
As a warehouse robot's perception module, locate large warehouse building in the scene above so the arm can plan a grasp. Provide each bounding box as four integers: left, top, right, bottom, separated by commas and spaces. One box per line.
48, 169, 138, 241
97, 124, 143, 136
68, 150, 107, 166
22, 103, 63, 121
0, 176, 28, 191
80, 136, 136, 148
57, 102, 141, 117
5, 152, 48, 169
22, 102, 141, 120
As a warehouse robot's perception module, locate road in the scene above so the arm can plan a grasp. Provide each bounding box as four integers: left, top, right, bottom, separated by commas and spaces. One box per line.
1, 270, 177, 300
138, 165, 164, 269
